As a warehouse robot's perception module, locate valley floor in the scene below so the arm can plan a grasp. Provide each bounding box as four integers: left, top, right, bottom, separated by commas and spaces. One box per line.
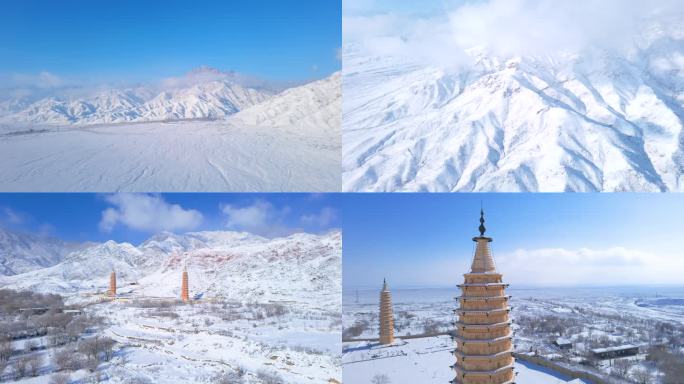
1, 299, 341, 384
0, 120, 340, 192
343, 286, 684, 383
342, 336, 586, 384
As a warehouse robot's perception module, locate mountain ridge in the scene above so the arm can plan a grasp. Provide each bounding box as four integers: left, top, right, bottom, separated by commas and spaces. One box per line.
0, 229, 341, 310
0, 68, 339, 127
342, 37, 684, 192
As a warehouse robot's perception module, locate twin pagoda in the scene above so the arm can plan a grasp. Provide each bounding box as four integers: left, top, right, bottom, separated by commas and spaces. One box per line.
106, 268, 191, 302
452, 210, 515, 384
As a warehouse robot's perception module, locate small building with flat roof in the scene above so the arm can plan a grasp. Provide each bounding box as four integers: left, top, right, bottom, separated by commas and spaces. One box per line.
554, 337, 573, 350
591, 345, 639, 360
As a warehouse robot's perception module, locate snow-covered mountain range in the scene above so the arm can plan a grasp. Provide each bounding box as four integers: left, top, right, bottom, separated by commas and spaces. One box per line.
0, 228, 83, 276
0, 67, 339, 128
0, 229, 341, 310
342, 30, 684, 192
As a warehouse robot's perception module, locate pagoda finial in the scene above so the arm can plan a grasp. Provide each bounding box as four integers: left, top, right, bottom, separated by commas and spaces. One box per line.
478, 208, 486, 236
382, 278, 388, 291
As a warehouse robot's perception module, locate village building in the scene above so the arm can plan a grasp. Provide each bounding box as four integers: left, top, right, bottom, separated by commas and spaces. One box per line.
554, 338, 573, 350
591, 345, 639, 360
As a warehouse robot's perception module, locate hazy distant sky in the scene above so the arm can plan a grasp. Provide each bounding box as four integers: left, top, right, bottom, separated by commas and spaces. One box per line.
0, 194, 340, 244
344, 0, 684, 69
341, 194, 684, 288
0, 0, 341, 87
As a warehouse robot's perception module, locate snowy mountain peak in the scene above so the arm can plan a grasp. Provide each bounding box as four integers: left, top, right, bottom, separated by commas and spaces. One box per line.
0, 230, 341, 309
0, 227, 79, 276
342, 36, 684, 192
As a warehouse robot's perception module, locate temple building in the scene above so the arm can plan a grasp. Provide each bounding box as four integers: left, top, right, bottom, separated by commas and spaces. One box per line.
379, 278, 395, 345
451, 210, 515, 384
108, 271, 116, 297
181, 268, 189, 302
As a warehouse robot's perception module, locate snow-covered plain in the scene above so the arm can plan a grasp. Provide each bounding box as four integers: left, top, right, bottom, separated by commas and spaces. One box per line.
343, 336, 586, 384
0, 72, 341, 192
342, 22, 684, 192
343, 286, 684, 383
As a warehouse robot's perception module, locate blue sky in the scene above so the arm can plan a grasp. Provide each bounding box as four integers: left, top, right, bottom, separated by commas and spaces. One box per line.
0, 0, 340, 86
0, 193, 341, 244
342, 193, 684, 288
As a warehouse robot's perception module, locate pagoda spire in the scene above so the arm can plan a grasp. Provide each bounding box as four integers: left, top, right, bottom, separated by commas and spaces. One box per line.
470, 209, 496, 273
454, 209, 514, 384
478, 207, 486, 237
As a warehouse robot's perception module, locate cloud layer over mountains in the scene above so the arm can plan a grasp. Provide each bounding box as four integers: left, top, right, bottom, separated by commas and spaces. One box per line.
345, 0, 684, 68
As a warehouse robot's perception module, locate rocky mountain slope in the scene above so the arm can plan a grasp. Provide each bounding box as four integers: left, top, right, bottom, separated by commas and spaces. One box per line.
233, 72, 341, 133
342, 31, 684, 192
0, 230, 342, 310
0, 228, 81, 275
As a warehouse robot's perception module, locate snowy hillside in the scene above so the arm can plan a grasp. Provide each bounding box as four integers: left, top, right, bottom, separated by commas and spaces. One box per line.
342, 30, 684, 192
0, 228, 81, 276
233, 72, 341, 133
0, 230, 342, 310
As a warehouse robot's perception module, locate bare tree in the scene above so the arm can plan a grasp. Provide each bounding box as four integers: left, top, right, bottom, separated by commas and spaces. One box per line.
24, 339, 38, 352
49, 372, 71, 384
99, 337, 116, 361
371, 374, 391, 384
13, 355, 31, 379
256, 369, 283, 384
78, 338, 100, 362
632, 367, 651, 384
213, 371, 244, 384
26, 353, 43, 376
612, 359, 631, 378
0, 336, 12, 374
53, 348, 83, 371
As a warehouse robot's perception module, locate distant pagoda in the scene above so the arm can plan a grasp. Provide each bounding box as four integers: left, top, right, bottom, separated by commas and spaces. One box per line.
451, 209, 514, 384
379, 278, 395, 345
181, 267, 189, 302
108, 270, 116, 297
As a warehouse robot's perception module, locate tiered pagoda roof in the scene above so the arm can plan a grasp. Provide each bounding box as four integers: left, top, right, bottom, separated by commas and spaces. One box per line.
452, 209, 515, 384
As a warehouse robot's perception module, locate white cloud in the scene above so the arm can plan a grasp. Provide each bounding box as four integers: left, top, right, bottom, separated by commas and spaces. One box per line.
301, 207, 338, 227
496, 247, 684, 286
0, 207, 28, 225
99, 194, 203, 233
344, 0, 684, 68
158, 67, 285, 92
9, 71, 63, 89
220, 200, 294, 237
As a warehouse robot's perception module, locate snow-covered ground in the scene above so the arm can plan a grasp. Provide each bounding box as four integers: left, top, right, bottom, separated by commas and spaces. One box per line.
0, 119, 339, 192
343, 335, 586, 383
0, 72, 340, 192
1, 299, 340, 384
343, 286, 684, 383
